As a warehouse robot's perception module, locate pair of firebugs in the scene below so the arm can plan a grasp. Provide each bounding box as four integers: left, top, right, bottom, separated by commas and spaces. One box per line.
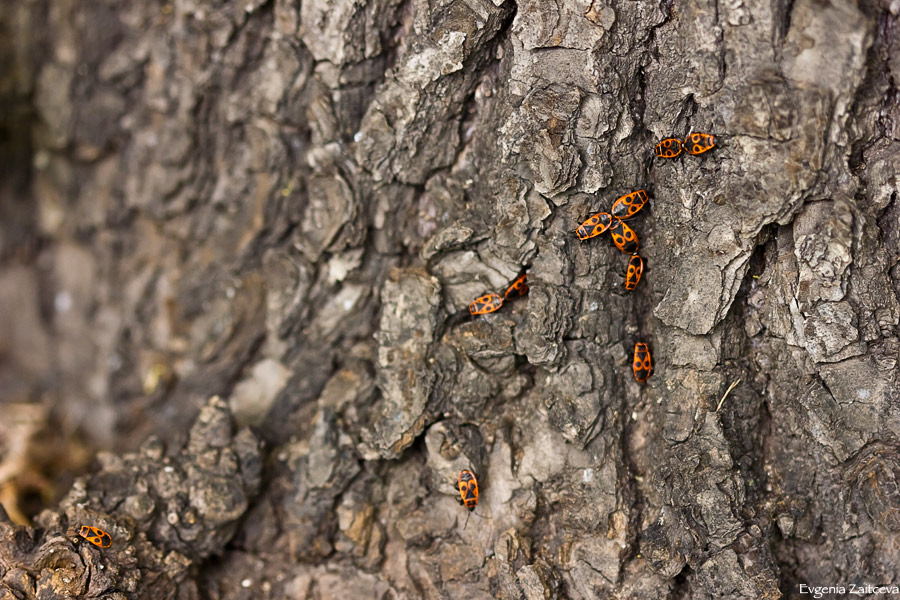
576, 189, 647, 291
654, 133, 716, 159
468, 273, 529, 316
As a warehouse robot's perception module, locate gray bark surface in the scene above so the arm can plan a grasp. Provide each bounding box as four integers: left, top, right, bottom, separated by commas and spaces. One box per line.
1, 0, 899, 598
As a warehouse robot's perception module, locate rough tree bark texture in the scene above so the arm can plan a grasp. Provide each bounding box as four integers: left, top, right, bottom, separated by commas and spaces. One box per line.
1, 0, 899, 598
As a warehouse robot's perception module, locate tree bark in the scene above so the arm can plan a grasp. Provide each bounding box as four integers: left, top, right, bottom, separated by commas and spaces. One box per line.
1, 0, 899, 598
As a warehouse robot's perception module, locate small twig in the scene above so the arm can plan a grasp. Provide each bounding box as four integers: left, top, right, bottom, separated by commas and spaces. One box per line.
716, 379, 742, 412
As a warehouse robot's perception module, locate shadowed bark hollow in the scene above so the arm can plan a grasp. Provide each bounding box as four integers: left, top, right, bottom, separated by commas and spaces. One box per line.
1, 0, 899, 598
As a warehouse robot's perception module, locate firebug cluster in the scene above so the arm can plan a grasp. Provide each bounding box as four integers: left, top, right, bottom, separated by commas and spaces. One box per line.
457, 133, 717, 514
576, 188, 653, 383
